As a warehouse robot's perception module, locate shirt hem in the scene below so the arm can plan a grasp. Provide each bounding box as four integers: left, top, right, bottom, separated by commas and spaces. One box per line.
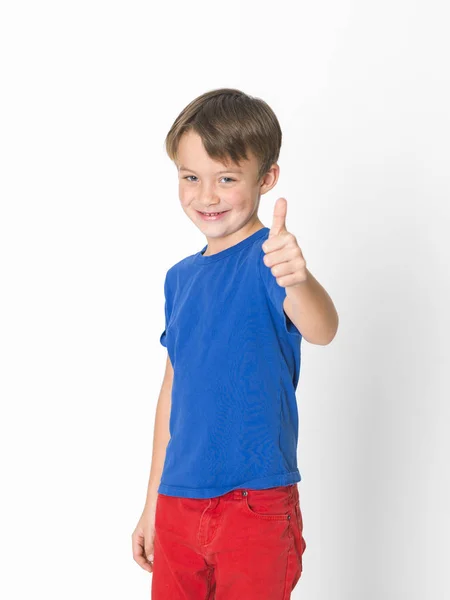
157, 470, 301, 499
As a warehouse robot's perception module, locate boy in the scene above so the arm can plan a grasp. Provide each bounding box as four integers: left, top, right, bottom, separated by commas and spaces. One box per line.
132, 88, 339, 598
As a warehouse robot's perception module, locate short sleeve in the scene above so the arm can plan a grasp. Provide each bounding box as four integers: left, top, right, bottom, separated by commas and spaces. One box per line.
258, 248, 302, 338
159, 270, 172, 347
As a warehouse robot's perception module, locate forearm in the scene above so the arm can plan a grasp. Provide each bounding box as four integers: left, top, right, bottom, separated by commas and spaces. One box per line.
144, 370, 172, 513
284, 268, 339, 345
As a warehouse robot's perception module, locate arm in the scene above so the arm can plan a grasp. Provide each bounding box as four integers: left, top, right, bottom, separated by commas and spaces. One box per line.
143, 353, 173, 514
262, 198, 339, 346
283, 267, 339, 345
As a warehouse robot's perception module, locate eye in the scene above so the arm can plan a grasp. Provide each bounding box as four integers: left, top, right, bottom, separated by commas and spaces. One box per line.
183, 176, 235, 183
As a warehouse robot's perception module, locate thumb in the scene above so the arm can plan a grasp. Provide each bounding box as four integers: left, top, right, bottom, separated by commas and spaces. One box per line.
269, 197, 288, 237
146, 543, 154, 562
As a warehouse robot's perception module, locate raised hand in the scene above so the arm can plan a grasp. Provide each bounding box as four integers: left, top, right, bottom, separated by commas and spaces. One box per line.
261, 197, 307, 288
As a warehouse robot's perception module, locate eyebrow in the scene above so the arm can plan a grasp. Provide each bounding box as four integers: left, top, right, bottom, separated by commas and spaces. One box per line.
178, 165, 243, 174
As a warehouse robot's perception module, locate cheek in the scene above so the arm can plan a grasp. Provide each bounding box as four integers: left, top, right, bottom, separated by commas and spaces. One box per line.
178, 188, 193, 208
226, 191, 249, 209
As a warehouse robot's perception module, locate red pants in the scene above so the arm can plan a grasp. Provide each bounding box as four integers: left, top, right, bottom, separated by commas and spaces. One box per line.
151, 483, 306, 599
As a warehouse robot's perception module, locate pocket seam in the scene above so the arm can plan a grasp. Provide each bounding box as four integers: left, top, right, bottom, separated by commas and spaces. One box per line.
295, 501, 303, 528
243, 495, 291, 522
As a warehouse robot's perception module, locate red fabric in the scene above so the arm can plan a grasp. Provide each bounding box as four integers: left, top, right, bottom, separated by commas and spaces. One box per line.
151, 484, 306, 599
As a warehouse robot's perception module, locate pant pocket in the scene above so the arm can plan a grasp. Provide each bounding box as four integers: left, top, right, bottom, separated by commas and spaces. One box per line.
243, 486, 293, 521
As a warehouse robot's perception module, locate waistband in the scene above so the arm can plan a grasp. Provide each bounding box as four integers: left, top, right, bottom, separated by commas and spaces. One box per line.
229, 483, 298, 502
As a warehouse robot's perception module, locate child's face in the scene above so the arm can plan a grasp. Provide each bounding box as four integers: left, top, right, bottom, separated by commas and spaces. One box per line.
175, 130, 278, 242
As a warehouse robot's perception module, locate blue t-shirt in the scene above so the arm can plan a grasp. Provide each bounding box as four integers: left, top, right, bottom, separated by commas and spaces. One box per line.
158, 226, 303, 499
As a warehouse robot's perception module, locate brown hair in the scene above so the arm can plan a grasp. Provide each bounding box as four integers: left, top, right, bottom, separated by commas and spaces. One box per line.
164, 88, 282, 183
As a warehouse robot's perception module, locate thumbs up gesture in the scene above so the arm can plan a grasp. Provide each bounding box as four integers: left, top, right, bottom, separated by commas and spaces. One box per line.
261, 198, 307, 288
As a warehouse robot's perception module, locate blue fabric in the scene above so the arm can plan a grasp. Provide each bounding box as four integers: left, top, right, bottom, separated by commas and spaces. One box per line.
158, 227, 303, 499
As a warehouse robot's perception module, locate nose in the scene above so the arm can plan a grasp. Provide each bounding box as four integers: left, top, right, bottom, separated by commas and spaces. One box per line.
198, 199, 221, 211
200, 203, 220, 211
196, 184, 221, 209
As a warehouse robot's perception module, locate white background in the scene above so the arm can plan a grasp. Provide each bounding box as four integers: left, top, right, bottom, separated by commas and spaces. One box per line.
1, 1, 449, 598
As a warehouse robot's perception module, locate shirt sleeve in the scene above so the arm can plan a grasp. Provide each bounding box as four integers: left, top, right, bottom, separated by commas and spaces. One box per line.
159, 270, 172, 347
258, 248, 302, 338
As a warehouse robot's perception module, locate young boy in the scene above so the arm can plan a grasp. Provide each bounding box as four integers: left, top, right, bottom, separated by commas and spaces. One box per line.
132, 88, 339, 599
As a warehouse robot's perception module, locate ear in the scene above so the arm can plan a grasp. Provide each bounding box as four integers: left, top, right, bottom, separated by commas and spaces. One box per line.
259, 163, 280, 195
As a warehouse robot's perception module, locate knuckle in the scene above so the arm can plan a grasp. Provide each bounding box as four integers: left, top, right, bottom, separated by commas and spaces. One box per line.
288, 232, 296, 244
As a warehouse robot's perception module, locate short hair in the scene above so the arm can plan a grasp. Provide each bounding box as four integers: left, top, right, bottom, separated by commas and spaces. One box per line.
164, 88, 282, 183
